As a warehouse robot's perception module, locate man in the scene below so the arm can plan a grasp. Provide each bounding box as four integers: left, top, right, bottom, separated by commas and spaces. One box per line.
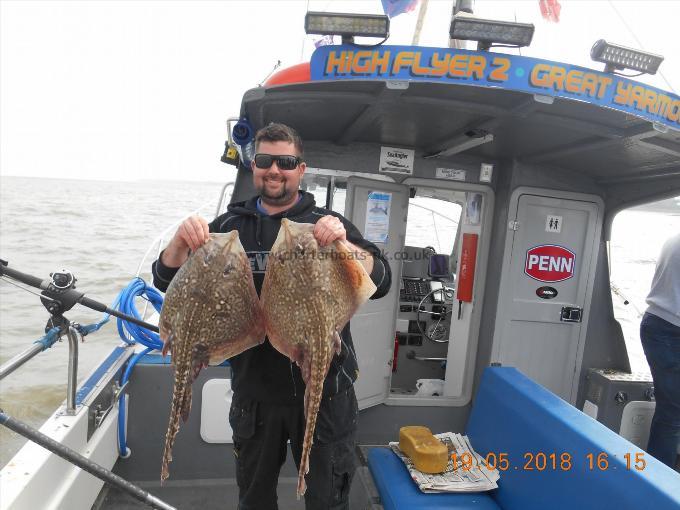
152, 123, 391, 508
640, 232, 680, 471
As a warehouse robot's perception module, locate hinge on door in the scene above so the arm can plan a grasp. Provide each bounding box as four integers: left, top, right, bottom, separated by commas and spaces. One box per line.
508, 220, 520, 231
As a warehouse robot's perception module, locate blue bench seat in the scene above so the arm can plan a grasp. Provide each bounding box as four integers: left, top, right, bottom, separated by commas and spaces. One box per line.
367, 367, 680, 510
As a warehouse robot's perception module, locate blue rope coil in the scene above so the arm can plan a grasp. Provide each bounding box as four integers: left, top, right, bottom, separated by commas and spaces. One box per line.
112, 278, 164, 457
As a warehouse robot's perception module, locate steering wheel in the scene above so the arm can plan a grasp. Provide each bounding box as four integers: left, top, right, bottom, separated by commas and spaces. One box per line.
416, 286, 455, 343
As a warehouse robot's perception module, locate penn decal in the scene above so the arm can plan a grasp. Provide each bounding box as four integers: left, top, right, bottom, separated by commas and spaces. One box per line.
524, 245, 576, 283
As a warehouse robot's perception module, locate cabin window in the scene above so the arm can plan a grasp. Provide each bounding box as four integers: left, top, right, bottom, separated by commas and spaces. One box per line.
609, 196, 680, 375
405, 193, 462, 259
300, 173, 346, 216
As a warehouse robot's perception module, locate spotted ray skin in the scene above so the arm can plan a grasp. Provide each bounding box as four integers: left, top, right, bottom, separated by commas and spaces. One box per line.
260, 219, 376, 498
158, 231, 264, 481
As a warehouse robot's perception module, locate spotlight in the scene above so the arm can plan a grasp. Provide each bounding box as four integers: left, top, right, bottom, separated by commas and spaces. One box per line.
590, 39, 663, 75
449, 15, 534, 51
305, 12, 389, 44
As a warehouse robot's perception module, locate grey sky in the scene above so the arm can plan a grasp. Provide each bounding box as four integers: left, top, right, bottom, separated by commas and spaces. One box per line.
1, 0, 678, 182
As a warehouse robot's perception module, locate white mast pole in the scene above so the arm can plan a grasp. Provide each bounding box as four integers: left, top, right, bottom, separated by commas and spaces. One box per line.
411, 0, 429, 46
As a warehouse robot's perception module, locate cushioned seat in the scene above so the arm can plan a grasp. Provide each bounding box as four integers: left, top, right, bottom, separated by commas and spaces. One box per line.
367, 447, 502, 510
367, 367, 680, 509
466, 367, 680, 510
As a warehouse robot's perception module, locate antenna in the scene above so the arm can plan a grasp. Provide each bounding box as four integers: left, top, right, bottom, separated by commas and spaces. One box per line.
259, 60, 282, 87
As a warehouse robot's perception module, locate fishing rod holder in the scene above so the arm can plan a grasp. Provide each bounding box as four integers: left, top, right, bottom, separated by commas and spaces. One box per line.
42, 311, 85, 415
64, 324, 82, 415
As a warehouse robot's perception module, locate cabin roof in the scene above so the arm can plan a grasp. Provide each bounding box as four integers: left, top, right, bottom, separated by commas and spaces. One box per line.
242, 78, 680, 185
241, 46, 680, 187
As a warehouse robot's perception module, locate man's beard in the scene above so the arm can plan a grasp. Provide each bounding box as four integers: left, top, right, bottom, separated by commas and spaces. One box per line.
258, 178, 296, 206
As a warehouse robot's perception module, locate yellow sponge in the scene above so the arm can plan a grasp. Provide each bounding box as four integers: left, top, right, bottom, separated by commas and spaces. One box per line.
398, 426, 449, 473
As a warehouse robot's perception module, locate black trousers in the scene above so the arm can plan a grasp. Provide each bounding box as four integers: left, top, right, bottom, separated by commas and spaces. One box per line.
228, 386, 358, 510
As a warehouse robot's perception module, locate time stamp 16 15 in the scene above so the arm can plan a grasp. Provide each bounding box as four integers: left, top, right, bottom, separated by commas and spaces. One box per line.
451, 451, 648, 472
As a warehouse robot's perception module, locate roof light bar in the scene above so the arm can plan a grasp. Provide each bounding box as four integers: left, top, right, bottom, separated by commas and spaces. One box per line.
450, 15, 534, 51
305, 12, 389, 43
590, 39, 664, 75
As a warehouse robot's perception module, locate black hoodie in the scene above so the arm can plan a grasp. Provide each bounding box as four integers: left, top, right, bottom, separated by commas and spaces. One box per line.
152, 191, 391, 404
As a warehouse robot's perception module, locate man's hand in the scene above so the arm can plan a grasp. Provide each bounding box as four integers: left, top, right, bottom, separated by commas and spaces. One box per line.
314, 215, 374, 274
313, 215, 347, 247
161, 215, 210, 268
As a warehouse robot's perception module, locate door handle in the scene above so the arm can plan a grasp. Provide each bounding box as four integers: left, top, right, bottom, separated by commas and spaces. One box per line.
406, 351, 447, 362
560, 306, 583, 323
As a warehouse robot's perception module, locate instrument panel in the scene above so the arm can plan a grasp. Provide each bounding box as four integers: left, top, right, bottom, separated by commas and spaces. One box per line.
400, 278, 431, 302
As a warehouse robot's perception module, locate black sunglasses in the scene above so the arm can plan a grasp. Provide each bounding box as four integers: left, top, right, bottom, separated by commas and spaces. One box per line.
253, 153, 302, 171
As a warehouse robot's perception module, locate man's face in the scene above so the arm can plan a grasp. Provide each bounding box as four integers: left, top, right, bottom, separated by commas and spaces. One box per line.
252, 140, 306, 206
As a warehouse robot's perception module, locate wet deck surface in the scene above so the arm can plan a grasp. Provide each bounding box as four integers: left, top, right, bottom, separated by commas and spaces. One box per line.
93, 477, 306, 510
93, 460, 381, 510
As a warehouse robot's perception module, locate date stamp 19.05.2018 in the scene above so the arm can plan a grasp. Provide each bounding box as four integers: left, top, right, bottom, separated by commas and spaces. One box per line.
451, 451, 648, 473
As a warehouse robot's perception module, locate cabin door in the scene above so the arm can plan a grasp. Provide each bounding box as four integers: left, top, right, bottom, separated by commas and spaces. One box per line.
492, 189, 602, 402
345, 177, 409, 409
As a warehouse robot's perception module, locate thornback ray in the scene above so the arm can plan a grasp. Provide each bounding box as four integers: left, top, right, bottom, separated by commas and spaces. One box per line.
158, 231, 264, 481
260, 218, 376, 498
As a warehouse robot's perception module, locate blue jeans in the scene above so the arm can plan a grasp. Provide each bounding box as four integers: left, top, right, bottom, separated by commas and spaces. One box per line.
640, 312, 680, 470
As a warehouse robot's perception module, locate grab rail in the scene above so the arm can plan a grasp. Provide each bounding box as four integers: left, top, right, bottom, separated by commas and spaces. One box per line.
65, 325, 81, 414
0, 328, 60, 381
215, 181, 235, 218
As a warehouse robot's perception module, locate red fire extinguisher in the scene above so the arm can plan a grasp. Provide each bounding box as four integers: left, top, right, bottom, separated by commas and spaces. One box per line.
456, 233, 478, 318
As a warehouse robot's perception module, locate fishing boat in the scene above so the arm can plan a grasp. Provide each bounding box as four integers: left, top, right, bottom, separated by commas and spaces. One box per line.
1, 4, 679, 510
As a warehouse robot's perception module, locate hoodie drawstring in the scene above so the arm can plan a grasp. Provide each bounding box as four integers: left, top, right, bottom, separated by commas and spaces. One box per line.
255, 215, 263, 247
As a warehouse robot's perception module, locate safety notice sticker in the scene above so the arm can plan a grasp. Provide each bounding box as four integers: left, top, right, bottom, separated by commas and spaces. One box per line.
365, 191, 391, 243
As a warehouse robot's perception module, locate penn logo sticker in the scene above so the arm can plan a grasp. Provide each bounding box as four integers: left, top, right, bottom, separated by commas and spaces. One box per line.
525, 245, 575, 282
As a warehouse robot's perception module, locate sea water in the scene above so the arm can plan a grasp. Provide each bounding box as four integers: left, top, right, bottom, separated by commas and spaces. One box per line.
0, 176, 677, 467
0, 176, 220, 466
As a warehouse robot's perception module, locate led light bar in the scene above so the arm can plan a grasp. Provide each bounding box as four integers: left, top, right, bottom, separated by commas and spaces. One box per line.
305, 12, 389, 40
590, 39, 664, 75
450, 15, 534, 50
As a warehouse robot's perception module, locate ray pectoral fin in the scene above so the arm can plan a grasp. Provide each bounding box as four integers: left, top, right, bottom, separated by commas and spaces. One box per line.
207, 324, 266, 364
220, 229, 240, 255
335, 240, 377, 303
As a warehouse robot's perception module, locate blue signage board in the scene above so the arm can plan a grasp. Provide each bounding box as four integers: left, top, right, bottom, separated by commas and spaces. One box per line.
310, 45, 680, 130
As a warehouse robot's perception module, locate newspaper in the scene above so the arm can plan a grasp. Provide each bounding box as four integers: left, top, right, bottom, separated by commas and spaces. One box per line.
388, 432, 499, 493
